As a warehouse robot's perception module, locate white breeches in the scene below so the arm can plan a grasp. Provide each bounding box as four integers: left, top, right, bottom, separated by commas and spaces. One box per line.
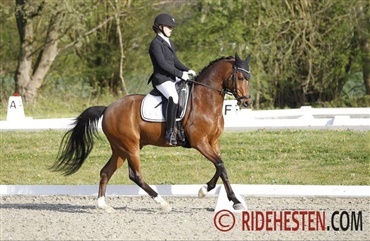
156, 78, 181, 104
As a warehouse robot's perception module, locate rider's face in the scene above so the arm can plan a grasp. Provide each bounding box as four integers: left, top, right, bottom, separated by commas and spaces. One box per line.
162, 25, 173, 37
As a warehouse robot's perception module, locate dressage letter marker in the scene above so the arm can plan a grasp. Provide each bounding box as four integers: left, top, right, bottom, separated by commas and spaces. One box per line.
223, 100, 240, 116
7, 95, 26, 121
215, 185, 247, 213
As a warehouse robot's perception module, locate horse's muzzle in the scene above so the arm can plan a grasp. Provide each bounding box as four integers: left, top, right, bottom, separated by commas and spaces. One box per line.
237, 95, 251, 108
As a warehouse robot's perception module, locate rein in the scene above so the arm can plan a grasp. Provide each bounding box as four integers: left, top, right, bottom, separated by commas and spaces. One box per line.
186, 78, 225, 95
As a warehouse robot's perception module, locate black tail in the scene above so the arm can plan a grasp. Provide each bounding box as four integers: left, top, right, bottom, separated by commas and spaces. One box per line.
51, 106, 107, 175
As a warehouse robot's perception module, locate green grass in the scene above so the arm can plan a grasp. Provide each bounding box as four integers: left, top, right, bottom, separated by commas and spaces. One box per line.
0, 130, 369, 185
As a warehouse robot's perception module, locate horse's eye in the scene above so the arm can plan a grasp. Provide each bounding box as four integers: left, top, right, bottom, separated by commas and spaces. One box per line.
238, 76, 244, 81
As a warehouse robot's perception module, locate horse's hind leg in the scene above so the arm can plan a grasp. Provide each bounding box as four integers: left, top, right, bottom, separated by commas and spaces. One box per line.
97, 153, 125, 212
127, 152, 172, 212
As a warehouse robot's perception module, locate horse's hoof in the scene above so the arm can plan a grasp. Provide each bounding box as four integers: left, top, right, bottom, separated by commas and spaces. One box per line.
198, 185, 208, 198
233, 203, 246, 211
161, 203, 172, 212
105, 205, 116, 213
154, 195, 172, 212
97, 205, 115, 213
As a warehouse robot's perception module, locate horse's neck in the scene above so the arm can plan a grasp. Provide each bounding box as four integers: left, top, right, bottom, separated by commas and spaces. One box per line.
199, 60, 233, 94
192, 61, 232, 113
201, 61, 232, 87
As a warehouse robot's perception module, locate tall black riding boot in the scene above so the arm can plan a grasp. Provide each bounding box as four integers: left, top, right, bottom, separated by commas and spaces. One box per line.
165, 97, 178, 146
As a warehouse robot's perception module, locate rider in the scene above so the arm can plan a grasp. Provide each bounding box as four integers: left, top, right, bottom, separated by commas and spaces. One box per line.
148, 13, 196, 146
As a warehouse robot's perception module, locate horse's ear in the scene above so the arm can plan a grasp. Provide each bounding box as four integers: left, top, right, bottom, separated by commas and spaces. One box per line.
235, 52, 241, 62
245, 54, 251, 63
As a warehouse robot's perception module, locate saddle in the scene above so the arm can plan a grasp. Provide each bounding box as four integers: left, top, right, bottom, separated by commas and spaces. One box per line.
141, 81, 192, 146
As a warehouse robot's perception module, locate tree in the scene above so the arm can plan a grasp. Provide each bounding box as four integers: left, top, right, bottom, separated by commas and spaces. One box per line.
109, 0, 128, 96
5, 0, 369, 108
14, 0, 114, 103
355, 0, 370, 95
247, 0, 365, 108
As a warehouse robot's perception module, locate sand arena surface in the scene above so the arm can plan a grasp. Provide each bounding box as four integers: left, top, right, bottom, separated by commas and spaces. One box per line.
1, 195, 368, 240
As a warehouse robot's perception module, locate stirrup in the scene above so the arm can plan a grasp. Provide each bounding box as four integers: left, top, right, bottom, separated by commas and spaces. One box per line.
176, 122, 186, 144
165, 130, 177, 146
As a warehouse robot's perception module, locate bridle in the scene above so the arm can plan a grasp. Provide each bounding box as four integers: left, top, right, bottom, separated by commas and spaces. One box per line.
225, 65, 251, 102
187, 63, 251, 102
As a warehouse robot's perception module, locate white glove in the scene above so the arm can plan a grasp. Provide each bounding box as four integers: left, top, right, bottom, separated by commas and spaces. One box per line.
181, 71, 190, 81
188, 69, 196, 77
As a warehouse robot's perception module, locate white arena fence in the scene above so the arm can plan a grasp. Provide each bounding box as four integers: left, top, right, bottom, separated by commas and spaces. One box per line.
1, 98, 369, 131
222, 101, 369, 131
2, 184, 369, 212
2, 184, 367, 197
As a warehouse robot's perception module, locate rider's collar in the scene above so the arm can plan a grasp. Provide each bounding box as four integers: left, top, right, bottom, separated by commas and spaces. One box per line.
158, 33, 171, 47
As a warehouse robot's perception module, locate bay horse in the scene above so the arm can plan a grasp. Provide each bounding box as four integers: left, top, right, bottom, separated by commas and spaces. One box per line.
52, 53, 252, 212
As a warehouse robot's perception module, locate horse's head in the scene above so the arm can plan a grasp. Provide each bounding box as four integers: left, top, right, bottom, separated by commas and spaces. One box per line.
224, 53, 252, 108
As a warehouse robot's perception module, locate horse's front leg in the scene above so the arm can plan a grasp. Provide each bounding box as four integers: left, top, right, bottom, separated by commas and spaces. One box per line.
198, 165, 221, 198
196, 143, 245, 210
217, 161, 245, 210
198, 141, 222, 197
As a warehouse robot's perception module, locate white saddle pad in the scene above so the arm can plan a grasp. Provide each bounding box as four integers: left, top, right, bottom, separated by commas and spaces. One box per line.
141, 94, 188, 123
141, 94, 167, 122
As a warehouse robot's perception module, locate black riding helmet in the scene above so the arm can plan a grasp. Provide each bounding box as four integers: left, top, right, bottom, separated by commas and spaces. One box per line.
152, 13, 176, 33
